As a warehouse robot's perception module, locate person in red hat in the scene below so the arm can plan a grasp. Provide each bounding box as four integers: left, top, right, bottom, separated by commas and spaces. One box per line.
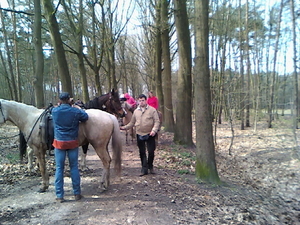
124, 93, 137, 109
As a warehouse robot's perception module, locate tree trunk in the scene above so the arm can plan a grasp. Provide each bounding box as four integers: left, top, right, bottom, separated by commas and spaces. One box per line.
239, 0, 245, 130
155, 0, 163, 118
290, 0, 299, 129
268, 0, 283, 128
76, 0, 89, 100
245, 0, 250, 127
173, 0, 193, 146
33, 0, 45, 108
0, 8, 18, 101
61, 0, 89, 101
12, 0, 22, 101
0, 49, 14, 99
42, 0, 73, 95
161, 0, 174, 132
93, 1, 102, 96
194, 0, 220, 183
281, 45, 287, 116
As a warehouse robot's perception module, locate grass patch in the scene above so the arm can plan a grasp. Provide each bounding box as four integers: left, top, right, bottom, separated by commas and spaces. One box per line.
177, 169, 192, 175
181, 160, 192, 166
6, 153, 19, 163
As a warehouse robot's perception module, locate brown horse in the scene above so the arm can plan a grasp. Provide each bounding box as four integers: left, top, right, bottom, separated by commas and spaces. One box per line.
121, 101, 135, 145
82, 89, 125, 118
0, 99, 122, 192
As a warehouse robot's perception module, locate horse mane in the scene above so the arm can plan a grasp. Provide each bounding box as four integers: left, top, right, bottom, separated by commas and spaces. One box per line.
84, 97, 100, 109
84, 94, 110, 110
3, 100, 41, 113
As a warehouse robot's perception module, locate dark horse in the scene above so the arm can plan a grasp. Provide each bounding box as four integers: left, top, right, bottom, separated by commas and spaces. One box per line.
81, 89, 125, 118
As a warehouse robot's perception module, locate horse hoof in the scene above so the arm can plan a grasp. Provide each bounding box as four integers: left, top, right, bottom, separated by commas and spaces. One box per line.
99, 183, 108, 191
38, 188, 47, 193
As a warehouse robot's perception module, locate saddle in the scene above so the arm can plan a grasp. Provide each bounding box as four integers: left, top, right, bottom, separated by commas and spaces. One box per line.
39, 104, 54, 155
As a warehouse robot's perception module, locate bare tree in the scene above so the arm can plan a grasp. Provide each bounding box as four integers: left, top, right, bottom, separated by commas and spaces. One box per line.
239, 0, 245, 130
173, 0, 193, 146
194, 0, 220, 183
268, 0, 284, 128
33, 0, 45, 108
60, 0, 89, 102
290, 0, 299, 129
42, 0, 73, 95
161, 0, 175, 132
0, 8, 18, 100
155, 0, 164, 116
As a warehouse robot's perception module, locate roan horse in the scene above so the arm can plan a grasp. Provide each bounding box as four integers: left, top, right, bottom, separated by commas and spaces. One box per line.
0, 99, 122, 192
20, 89, 125, 162
75, 89, 125, 168
21, 89, 126, 170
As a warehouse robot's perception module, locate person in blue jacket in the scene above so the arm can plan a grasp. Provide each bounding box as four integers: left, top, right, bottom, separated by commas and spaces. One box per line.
52, 92, 88, 203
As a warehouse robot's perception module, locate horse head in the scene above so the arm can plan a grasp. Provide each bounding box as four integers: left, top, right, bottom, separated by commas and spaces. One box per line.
106, 89, 126, 118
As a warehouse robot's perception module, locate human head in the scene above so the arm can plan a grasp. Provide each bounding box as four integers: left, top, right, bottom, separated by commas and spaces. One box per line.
124, 93, 130, 99
138, 94, 147, 107
59, 92, 70, 104
148, 90, 154, 98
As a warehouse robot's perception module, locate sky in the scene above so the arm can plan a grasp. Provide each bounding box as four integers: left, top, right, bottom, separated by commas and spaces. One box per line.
0, 0, 8, 7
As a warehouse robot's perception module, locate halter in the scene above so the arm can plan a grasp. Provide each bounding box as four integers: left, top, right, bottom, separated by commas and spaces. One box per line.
0, 101, 6, 123
107, 94, 124, 117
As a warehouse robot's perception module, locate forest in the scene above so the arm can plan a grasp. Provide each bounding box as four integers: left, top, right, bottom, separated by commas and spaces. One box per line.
0, 0, 300, 223
0, 0, 299, 180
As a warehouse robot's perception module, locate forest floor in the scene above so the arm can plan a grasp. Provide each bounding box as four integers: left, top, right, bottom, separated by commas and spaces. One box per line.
0, 117, 299, 225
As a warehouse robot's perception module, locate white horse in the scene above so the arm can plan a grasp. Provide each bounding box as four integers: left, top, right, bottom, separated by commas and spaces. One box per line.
0, 99, 122, 192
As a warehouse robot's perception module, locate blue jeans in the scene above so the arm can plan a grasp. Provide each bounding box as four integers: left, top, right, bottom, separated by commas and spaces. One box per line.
55, 147, 80, 198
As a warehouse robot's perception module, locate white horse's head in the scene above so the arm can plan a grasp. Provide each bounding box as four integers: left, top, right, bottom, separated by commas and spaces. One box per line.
0, 99, 7, 124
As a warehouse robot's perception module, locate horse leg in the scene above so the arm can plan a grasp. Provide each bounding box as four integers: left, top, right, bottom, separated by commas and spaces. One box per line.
19, 131, 27, 163
94, 146, 111, 191
34, 146, 49, 192
130, 128, 134, 143
27, 147, 34, 172
125, 130, 129, 145
80, 144, 89, 170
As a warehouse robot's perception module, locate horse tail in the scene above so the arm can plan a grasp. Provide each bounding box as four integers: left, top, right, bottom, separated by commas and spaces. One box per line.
19, 130, 27, 162
111, 115, 123, 176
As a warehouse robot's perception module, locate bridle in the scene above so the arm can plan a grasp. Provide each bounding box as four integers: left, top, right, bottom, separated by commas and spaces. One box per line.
0, 101, 6, 123
104, 94, 124, 117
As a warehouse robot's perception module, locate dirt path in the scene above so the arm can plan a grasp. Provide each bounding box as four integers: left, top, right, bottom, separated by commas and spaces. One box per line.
0, 122, 300, 224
